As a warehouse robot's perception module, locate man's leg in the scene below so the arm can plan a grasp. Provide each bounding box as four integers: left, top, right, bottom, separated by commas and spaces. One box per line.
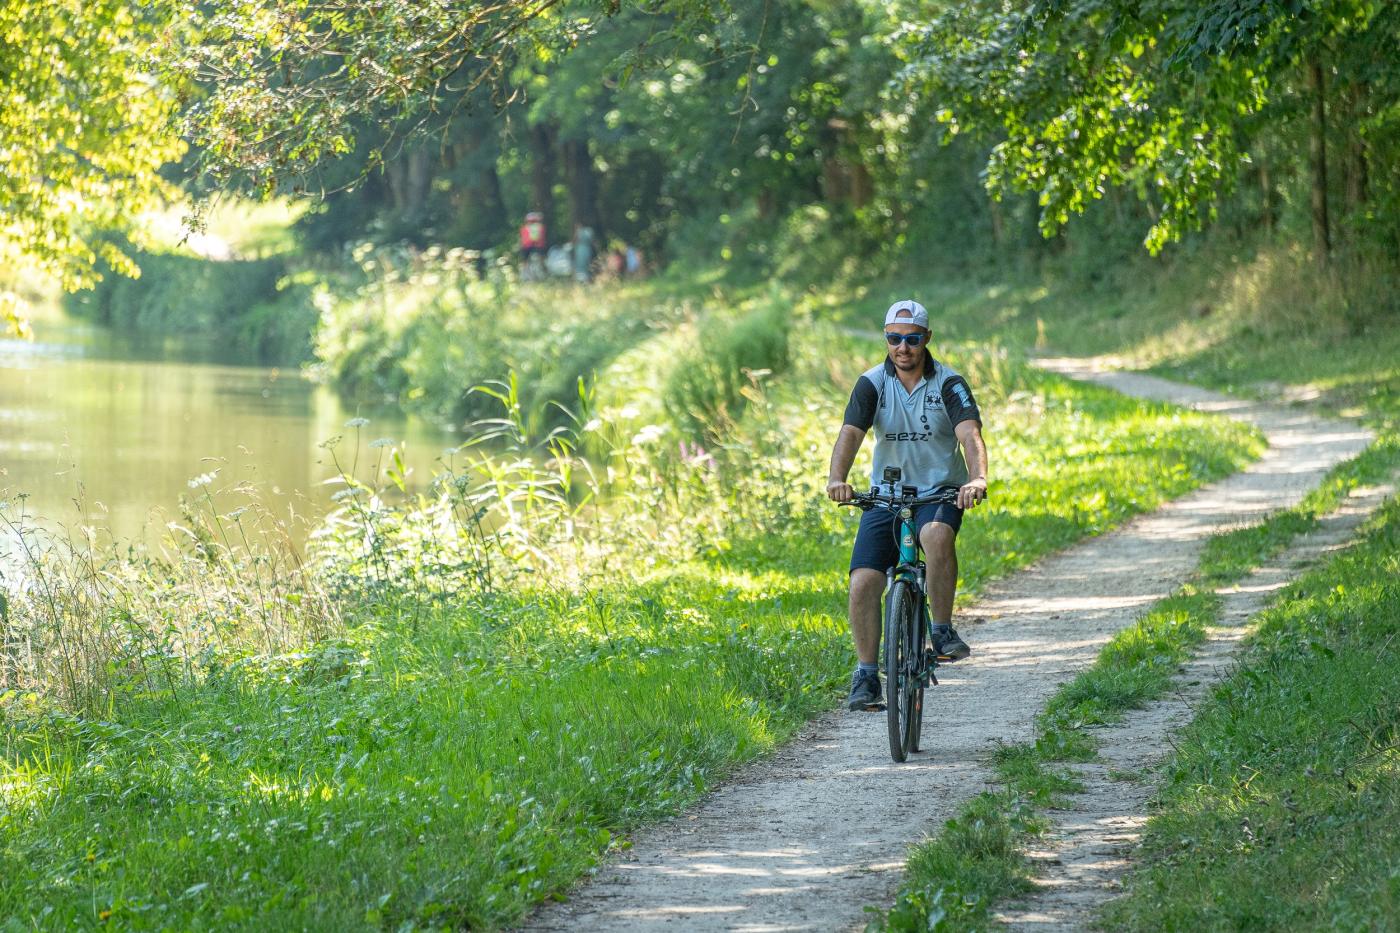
920, 521, 971, 660
847, 511, 893, 710
849, 568, 886, 664
846, 568, 887, 709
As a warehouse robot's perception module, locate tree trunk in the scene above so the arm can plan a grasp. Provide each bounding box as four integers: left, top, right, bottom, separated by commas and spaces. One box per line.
988, 198, 1004, 248
756, 188, 776, 220
473, 165, 509, 248
402, 145, 433, 227
849, 162, 873, 209
1343, 83, 1369, 213
453, 125, 506, 248
1307, 57, 1331, 266
529, 121, 557, 227
1259, 159, 1274, 233
563, 136, 602, 236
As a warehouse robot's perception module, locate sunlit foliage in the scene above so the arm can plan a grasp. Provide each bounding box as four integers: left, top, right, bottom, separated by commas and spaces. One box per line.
0, 0, 185, 302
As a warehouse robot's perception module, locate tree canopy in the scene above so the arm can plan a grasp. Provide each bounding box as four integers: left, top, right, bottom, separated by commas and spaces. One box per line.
2, 0, 1396, 324
895, 0, 1400, 256
0, 0, 185, 330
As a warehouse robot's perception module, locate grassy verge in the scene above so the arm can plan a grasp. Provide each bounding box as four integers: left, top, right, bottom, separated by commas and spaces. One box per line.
0, 340, 1260, 928
1103, 494, 1400, 930
862, 238, 1400, 924
869, 422, 1400, 931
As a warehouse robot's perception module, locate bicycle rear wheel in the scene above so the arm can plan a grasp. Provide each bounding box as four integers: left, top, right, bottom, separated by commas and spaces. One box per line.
884, 580, 920, 762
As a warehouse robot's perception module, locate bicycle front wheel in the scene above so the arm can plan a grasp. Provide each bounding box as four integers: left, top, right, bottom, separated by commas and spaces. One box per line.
884, 580, 920, 762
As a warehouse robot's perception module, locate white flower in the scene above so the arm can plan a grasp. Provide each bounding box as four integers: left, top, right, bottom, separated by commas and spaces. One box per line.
187, 471, 218, 489
630, 424, 667, 446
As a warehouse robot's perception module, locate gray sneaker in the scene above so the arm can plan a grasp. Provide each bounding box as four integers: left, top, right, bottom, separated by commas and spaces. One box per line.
846, 669, 882, 710
932, 624, 971, 661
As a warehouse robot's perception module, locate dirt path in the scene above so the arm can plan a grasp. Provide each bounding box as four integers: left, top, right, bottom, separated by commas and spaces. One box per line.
992, 474, 1396, 930
525, 361, 1374, 932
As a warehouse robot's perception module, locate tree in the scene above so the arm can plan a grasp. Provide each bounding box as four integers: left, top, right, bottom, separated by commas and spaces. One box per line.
894, 0, 1400, 257
0, 0, 186, 332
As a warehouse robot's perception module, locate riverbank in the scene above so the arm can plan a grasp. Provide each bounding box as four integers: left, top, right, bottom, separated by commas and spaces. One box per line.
0, 313, 1260, 926
3, 233, 1395, 927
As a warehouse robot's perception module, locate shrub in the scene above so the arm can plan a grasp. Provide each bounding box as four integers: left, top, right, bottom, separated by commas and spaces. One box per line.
663, 300, 791, 441
64, 249, 316, 364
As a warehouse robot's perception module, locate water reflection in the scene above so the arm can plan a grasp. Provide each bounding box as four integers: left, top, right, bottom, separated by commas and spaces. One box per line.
0, 314, 454, 548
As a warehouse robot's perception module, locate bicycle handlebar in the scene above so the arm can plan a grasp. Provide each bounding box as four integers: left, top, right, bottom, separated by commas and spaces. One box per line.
838, 485, 960, 512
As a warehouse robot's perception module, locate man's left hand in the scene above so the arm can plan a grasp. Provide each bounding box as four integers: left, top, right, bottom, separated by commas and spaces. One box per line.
957, 478, 988, 510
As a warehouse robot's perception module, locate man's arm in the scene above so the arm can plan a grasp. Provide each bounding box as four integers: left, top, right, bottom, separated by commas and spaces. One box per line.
826, 424, 867, 502
955, 420, 988, 510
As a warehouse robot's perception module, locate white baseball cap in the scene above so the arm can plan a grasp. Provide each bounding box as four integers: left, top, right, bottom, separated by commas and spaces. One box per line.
884, 299, 929, 329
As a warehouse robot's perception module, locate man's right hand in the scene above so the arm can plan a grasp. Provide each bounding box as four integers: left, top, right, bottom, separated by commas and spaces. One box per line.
827, 479, 854, 502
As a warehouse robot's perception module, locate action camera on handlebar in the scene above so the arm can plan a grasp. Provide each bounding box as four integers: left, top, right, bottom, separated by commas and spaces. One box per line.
880, 466, 920, 499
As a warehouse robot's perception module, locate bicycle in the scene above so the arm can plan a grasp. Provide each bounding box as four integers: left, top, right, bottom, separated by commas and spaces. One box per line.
841, 467, 960, 762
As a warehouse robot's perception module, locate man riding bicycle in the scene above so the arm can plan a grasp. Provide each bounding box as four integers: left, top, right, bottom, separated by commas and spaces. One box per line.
826, 300, 989, 711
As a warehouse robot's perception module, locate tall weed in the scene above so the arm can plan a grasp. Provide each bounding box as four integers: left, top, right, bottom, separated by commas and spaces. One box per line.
314, 244, 664, 428
0, 490, 338, 711
663, 300, 791, 442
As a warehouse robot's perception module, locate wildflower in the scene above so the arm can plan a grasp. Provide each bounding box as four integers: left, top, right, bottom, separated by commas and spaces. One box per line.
630, 424, 667, 446
678, 441, 716, 470
187, 471, 218, 489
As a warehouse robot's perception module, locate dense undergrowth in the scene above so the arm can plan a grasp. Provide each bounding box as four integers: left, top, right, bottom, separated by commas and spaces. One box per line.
0, 303, 1261, 927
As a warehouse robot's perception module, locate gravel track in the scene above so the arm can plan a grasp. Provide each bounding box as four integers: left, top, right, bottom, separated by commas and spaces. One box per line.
524, 361, 1375, 932
993, 473, 1396, 930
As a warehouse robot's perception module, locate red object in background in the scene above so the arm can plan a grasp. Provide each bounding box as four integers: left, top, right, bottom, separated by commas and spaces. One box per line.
520, 213, 546, 250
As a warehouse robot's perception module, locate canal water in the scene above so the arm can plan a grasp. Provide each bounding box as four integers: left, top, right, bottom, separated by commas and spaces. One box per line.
0, 311, 455, 550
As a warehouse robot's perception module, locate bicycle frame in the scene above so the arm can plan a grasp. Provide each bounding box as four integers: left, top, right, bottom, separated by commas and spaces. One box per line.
869, 486, 953, 691
891, 505, 923, 585
888, 505, 936, 690
890, 504, 935, 694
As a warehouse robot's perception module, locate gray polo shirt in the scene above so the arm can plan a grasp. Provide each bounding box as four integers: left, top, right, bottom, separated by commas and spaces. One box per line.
843, 354, 981, 495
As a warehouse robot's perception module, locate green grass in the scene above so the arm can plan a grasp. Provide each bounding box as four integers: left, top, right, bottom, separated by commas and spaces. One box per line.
1103, 495, 1400, 930
868, 587, 1221, 931
869, 427, 1400, 932
0, 578, 850, 928
0, 345, 1261, 929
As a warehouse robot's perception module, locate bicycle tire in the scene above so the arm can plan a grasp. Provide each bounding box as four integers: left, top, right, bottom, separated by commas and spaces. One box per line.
884, 580, 919, 762
910, 598, 927, 752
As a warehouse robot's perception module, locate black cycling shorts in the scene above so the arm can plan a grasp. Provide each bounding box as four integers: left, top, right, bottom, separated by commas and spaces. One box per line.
849, 500, 963, 574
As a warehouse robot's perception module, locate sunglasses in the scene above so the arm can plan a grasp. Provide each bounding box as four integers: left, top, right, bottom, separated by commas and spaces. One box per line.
884, 332, 927, 347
